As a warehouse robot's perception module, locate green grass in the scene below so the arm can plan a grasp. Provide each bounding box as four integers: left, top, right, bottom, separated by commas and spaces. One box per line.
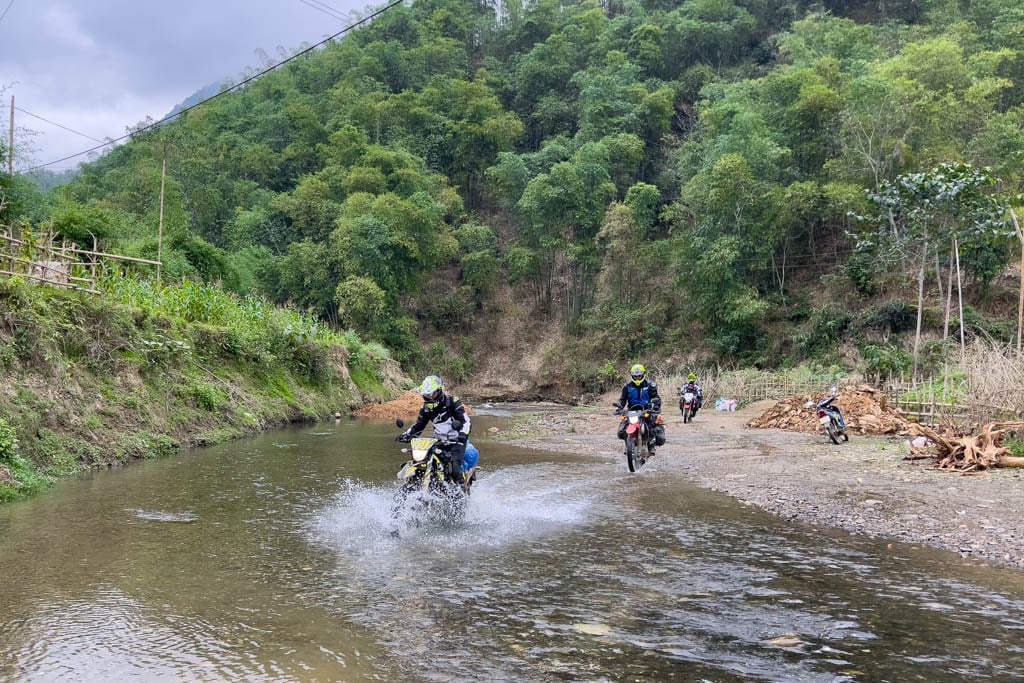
0, 273, 398, 503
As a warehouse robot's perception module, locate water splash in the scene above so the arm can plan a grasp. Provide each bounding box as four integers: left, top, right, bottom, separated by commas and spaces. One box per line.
308, 463, 596, 555
126, 509, 199, 523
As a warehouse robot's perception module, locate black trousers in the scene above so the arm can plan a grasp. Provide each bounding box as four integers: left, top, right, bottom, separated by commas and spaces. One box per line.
445, 441, 466, 480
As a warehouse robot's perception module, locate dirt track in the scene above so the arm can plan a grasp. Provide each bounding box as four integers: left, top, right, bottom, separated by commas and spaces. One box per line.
500, 399, 1024, 570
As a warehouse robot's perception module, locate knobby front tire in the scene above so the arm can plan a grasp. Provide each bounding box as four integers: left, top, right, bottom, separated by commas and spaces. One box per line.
626, 434, 641, 472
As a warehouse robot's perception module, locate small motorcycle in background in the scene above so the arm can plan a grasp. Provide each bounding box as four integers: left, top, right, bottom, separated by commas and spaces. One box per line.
806, 387, 849, 444
679, 389, 697, 423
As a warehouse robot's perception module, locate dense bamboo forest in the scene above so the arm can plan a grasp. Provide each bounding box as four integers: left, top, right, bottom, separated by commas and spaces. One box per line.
4, 0, 1024, 391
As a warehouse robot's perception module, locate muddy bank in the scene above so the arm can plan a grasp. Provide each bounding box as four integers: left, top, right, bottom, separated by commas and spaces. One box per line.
501, 400, 1024, 570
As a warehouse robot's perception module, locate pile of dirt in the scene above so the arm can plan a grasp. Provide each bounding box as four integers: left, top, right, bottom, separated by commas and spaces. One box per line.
352, 391, 424, 420
352, 391, 477, 421
746, 385, 911, 435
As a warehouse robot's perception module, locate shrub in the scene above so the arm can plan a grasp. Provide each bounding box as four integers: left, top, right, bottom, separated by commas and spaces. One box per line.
795, 304, 854, 356
861, 301, 916, 334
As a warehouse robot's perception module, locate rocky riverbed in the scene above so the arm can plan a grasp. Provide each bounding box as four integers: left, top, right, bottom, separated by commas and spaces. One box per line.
499, 399, 1024, 570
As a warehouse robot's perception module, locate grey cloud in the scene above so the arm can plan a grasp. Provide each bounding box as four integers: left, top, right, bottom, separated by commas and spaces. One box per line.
2, 0, 362, 170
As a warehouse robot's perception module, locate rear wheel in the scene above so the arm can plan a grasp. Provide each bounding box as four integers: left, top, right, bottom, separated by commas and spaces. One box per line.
626, 434, 641, 472
826, 424, 840, 445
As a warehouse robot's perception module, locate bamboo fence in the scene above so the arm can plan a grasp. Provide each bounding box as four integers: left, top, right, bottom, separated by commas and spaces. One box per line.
0, 227, 160, 295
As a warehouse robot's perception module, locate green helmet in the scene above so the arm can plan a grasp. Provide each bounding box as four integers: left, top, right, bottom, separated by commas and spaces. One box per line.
418, 375, 444, 404
630, 364, 646, 386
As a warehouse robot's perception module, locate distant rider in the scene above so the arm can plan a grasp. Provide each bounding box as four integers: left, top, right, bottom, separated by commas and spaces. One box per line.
396, 375, 472, 486
616, 364, 665, 448
678, 373, 703, 417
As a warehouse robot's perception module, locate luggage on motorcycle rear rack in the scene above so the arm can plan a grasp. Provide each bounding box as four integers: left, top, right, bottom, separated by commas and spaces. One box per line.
462, 442, 479, 471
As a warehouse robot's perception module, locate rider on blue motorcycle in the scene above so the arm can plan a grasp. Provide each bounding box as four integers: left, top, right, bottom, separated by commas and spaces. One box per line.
615, 364, 666, 447
396, 375, 471, 484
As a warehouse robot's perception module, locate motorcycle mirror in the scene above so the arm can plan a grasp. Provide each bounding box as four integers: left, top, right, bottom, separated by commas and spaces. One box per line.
804, 400, 815, 408
395, 418, 404, 428
829, 386, 838, 395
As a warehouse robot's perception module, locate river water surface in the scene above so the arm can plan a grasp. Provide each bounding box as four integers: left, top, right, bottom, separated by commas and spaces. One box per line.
1, 411, 1023, 682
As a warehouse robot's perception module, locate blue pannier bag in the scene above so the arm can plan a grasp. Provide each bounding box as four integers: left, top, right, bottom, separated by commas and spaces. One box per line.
462, 442, 479, 471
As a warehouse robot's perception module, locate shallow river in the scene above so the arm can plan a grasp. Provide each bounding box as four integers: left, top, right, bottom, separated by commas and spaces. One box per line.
1, 411, 1023, 682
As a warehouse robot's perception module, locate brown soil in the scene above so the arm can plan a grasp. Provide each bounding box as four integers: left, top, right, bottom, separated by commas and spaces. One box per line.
352, 390, 424, 420
503, 396, 1024, 570
352, 390, 476, 421
746, 384, 909, 435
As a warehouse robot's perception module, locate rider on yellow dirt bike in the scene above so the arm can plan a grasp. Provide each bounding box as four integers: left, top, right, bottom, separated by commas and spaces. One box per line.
396, 375, 471, 485
615, 364, 665, 448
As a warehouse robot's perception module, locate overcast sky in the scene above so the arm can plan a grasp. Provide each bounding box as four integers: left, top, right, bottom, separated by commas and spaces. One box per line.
1, 0, 373, 173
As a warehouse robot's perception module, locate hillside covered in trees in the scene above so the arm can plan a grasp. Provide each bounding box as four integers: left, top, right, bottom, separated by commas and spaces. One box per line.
5, 0, 1024, 395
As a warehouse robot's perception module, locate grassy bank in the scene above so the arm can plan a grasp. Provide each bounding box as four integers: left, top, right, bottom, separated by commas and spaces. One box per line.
0, 275, 403, 502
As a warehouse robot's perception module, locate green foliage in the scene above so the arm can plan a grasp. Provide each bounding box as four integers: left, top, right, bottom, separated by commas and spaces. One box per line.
0, 418, 17, 461
4, 0, 1021, 383
843, 250, 876, 296
861, 301, 916, 334
859, 342, 912, 380
1004, 438, 1024, 458
0, 417, 50, 501
183, 383, 225, 411
795, 304, 854, 357
424, 338, 475, 383
335, 275, 388, 336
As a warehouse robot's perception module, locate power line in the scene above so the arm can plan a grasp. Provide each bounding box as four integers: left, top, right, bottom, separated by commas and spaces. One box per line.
0, 0, 15, 25
14, 106, 106, 143
18, 0, 406, 174
297, 0, 348, 22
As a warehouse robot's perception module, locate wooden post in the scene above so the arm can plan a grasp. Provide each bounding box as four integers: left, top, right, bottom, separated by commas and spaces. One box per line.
91, 234, 98, 292
157, 152, 166, 286
954, 237, 965, 356
1011, 208, 1024, 357
913, 242, 927, 379
7, 95, 13, 177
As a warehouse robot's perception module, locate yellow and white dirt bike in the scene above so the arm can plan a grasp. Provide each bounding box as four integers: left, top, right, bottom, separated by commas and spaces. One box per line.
390, 419, 476, 529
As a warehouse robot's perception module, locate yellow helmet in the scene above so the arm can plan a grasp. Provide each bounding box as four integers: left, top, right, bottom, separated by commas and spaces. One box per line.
630, 364, 646, 385
687, 373, 697, 381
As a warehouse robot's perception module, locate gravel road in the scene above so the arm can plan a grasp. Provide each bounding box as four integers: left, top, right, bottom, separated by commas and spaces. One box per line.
500, 399, 1024, 570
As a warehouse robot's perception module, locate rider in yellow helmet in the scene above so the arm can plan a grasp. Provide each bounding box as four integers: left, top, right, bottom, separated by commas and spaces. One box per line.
678, 373, 703, 416
396, 375, 471, 485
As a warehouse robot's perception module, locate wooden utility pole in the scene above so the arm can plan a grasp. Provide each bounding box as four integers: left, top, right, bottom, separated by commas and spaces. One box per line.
8, 96, 13, 177
157, 150, 166, 286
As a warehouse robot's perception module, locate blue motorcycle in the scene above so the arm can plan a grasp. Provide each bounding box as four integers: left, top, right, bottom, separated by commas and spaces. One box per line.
807, 388, 849, 445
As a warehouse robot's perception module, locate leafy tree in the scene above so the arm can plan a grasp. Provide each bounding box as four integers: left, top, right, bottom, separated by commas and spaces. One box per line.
335, 275, 388, 336
858, 162, 1014, 371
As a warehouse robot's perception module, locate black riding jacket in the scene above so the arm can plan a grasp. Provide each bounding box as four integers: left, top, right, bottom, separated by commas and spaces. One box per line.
406, 393, 471, 441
